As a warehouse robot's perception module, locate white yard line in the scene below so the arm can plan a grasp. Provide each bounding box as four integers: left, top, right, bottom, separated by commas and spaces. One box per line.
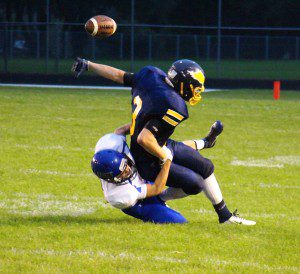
15, 144, 94, 152
0, 192, 108, 217
231, 159, 283, 168
223, 182, 300, 189
259, 183, 300, 189
0, 83, 131, 90
231, 155, 300, 168
0, 83, 221, 92
18, 166, 300, 190
20, 169, 93, 178
0, 191, 298, 220
4, 248, 298, 272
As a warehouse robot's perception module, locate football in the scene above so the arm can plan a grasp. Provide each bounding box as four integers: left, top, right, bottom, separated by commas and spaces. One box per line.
85, 15, 117, 38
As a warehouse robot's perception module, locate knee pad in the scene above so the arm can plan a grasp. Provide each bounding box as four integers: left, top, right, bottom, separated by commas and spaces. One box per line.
182, 173, 204, 195
184, 184, 202, 195
202, 158, 214, 179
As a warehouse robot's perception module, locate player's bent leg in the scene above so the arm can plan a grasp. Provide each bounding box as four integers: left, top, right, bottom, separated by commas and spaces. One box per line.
122, 197, 187, 224
167, 140, 214, 179
167, 163, 205, 195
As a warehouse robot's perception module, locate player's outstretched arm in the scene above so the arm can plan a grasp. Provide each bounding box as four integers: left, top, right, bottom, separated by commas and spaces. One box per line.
146, 147, 173, 197
88, 61, 125, 84
72, 57, 125, 84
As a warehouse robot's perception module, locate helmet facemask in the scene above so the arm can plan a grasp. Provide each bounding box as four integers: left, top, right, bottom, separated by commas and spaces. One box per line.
115, 158, 138, 184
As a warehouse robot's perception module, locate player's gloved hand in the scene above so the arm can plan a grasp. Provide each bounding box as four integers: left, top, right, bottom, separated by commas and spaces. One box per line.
202, 120, 223, 149
161, 146, 173, 164
72, 57, 89, 78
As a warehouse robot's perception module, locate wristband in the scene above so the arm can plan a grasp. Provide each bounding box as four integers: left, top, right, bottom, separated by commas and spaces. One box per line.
161, 146, 173, 163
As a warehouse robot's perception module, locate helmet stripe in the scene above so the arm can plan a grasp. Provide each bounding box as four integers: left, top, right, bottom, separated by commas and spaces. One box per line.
190, 70, 205, 84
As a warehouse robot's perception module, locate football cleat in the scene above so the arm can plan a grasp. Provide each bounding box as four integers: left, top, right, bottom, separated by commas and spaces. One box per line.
202, 120, 223, 149
223, 210, 256, 226
72, 57, 88, 78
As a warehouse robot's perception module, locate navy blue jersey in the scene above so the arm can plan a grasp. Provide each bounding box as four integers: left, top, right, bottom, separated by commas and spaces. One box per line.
128, 66, 188, 165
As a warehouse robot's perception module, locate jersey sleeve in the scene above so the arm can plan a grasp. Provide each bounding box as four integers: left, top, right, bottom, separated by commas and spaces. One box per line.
145, 108, 186, 139
105, 183, 147, 209
123, 72, 135, 87
145, 119, 174, 139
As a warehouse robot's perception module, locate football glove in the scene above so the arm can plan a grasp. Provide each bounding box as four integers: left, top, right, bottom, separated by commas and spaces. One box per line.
202, 120, 223, 149
72, 57, 88, 78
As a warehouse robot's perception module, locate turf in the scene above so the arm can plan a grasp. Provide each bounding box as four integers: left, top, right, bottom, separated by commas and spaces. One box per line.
1, 58, 300, 80
0, 87, 299, 273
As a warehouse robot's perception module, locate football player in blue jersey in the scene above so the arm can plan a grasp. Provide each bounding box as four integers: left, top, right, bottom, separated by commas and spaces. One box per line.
72, 58, 256, 225
91, 133, 187, 224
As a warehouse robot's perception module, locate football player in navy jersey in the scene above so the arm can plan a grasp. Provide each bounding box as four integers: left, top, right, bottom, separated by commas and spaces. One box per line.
72, 58, 256, 225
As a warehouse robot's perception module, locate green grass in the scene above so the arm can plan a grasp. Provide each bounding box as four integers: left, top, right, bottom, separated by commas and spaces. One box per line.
1, 58, 300, 80
0, 87, 299, 273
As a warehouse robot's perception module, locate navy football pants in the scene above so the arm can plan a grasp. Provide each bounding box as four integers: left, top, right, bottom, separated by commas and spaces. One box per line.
122, 196, 187, 224
136, 139, 214, 195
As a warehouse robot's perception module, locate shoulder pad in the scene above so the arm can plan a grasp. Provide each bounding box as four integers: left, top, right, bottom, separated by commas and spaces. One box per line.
161, 90, 189, 119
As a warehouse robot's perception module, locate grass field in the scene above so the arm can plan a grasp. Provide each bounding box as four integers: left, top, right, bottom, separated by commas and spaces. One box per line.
0, 87, 299, 273
1, 58, 300, 80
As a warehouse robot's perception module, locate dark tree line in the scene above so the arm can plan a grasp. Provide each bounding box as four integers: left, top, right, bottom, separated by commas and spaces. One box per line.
1, 0, 299, 28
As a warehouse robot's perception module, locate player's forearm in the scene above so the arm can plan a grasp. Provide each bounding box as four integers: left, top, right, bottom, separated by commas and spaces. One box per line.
88, 61, 125, 84
114, 123, 131, 135
146, 159, 171, 197
137, 129, 166, 160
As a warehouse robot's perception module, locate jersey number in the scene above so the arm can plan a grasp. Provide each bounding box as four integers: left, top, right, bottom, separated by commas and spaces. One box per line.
130, 96, 142, 136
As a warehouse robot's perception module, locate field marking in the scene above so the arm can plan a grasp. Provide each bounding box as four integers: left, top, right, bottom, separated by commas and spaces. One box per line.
231, 155, 300, 168
0, 83, 131, 90
20, 169, 93, 178
223, 182, 300, 190
259, 183, 300, 189
3, 248, 298, 272
1, 191, 298, 220
13, 144, 300, 170
0, 83, 221, 92
15, 143, 94, 152
191, 209, 300, 221
0, 192, 108, 217
3, 112, 127, 120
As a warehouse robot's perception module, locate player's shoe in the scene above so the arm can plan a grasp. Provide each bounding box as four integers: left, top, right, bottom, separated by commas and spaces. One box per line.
202, 120, 224, 148
223, 210, 256, 226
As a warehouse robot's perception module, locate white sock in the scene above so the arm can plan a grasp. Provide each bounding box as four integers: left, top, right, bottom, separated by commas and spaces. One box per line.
202, 173, 223, 205
194, 139, 205, 150
159, 187, 189, 202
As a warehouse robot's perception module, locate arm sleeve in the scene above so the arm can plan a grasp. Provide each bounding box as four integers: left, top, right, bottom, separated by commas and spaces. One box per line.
123, 72, 135, 87
106, 184, 147, 209
144, 119, 176, 139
